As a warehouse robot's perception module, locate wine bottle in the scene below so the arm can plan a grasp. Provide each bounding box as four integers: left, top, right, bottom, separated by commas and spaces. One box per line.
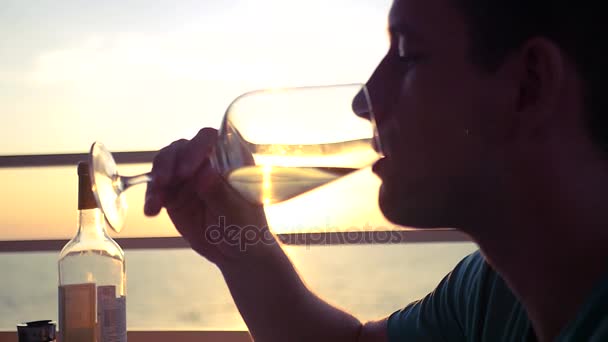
58, 162, 126, 342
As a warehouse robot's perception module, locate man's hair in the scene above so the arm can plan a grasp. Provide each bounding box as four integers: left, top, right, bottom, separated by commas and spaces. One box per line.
453, 1, 606, 153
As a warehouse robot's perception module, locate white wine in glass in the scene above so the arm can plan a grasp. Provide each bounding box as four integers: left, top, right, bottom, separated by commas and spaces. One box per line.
89, 83, 383, 232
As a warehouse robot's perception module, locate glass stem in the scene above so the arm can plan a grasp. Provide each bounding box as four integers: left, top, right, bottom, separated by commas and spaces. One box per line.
117, 173, 153, 192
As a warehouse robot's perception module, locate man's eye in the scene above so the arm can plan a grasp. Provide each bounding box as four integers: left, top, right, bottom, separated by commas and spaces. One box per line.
396, 35, 418, 66
398, 35, 407, 58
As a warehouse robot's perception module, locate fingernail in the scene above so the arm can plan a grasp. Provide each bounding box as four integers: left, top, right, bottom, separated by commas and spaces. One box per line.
144, 196, 157, 216
144, 201, 152, 216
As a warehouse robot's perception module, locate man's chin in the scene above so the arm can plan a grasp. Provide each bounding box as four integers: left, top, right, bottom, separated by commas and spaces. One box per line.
378, 185, 447, 229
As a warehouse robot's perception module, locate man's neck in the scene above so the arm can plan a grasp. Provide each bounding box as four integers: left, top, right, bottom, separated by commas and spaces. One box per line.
469, 148, 608, 341
478, 229, 608, 341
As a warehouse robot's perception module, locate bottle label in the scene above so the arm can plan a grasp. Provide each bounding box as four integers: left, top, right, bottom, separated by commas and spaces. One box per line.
97, 286, 127, 342
59, 283, 127, 342
59, 283, 96, 342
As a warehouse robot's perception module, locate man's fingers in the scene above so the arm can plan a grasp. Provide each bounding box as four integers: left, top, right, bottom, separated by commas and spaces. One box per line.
177, 127, 218, 178
151, 139, 188, 187
144, 127, 218, 217
194, 161, 223, 197
144, 181, 165, 216
144, 139, 189, 216
193, 162, 262, 214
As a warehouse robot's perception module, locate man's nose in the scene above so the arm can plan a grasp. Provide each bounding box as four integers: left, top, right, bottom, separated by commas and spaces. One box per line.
352, 88, 371, 120
354, 54, 392, 123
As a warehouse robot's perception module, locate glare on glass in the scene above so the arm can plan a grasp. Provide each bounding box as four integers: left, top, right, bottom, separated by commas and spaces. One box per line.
89, 83, 383, 232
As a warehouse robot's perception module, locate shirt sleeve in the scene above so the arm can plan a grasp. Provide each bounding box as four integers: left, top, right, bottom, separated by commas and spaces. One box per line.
387, 250, 487, 341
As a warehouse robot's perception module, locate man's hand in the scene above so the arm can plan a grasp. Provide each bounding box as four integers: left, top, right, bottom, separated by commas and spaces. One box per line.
143, 127, 273, 267
142, 127, 387, 341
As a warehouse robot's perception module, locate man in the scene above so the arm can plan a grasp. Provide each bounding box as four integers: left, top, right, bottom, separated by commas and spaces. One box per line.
144, 0, 607, 340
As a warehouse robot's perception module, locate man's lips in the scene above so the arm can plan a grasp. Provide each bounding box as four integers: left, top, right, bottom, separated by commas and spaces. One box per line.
373, 131, 392, 176
371, 116, 396, 175
375, 119, 394, 159
373, 157, 387, 175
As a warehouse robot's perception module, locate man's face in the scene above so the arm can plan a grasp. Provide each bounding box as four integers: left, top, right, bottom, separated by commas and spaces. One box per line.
368, 0, 512, 228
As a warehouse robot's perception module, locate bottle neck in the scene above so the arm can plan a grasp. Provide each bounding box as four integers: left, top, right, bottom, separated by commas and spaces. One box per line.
77, 208, 108, 240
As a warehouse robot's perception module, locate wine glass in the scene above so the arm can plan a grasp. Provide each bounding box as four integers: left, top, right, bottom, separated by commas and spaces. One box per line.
89, 83, 383, 233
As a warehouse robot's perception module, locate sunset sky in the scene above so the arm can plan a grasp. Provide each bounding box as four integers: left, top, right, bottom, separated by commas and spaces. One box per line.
0, 0, 396, 240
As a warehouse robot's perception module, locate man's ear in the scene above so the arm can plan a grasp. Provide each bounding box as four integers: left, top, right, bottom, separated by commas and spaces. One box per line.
513, 37, 565, 140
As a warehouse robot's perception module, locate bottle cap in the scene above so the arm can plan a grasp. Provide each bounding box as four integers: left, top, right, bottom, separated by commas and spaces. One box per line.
77, 161, 98, 209
77, 161, 90, 176
16, 320, 56, 342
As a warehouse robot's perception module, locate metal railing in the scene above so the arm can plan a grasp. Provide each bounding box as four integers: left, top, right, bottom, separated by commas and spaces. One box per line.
0, 151, 470, 252
0, 151, 156, 168
0, 229, 469, 253
0, 331, 252, 342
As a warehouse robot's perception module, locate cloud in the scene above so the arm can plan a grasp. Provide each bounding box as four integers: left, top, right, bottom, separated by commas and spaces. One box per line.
26, 13, 388, 89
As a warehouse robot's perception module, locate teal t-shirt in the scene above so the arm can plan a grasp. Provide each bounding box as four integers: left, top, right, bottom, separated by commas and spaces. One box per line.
387, 251, 608, 341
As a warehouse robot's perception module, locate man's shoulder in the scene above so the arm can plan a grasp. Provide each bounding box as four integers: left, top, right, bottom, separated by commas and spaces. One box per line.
387, 249, 530, 341
450, 249, 487, 283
